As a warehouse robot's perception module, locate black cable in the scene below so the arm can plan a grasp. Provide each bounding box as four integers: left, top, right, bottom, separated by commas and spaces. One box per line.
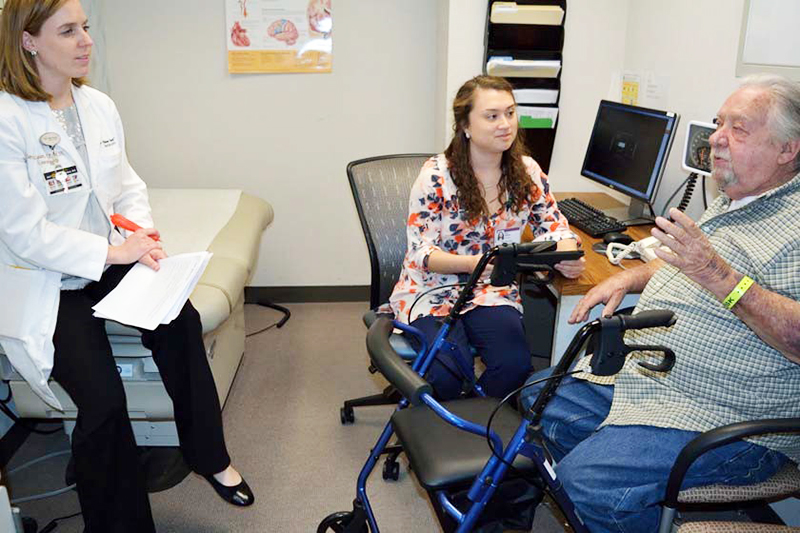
483, 370, 582, 477
406, 283, 465, 323
0, 395, 61, 435
39, 510, 82, 533
245, 321, 279, 338
676, 174, 697, 212
659, 174, 695, 217
701, 174, 708, 210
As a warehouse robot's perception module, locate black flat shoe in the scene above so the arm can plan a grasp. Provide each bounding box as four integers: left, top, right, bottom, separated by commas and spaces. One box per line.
203, 474, 254, 507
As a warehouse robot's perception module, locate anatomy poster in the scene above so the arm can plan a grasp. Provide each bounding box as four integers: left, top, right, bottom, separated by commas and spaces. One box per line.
226, 0, 332, 74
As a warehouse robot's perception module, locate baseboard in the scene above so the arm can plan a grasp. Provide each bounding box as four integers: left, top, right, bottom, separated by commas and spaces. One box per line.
245, 285, 369, 304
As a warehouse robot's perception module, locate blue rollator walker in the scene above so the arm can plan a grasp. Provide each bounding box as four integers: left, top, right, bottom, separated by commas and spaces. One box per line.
318, 241, 678, 532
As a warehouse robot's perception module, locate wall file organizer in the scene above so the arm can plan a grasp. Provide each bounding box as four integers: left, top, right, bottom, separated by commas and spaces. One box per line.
484, 0, 566, 173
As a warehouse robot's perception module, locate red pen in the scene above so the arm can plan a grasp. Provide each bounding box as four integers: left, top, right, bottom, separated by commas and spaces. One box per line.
110, 214, 161, 242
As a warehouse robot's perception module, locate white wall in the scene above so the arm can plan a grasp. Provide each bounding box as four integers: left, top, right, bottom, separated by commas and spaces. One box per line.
438, 1, 488, 146
623, 0, 745, 220
548, 0, 629, 192
100, 0, 439, 286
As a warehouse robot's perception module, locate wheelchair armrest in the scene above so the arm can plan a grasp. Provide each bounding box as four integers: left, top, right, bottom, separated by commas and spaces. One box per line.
366, 317, 433, 406
663, 418, 800, 507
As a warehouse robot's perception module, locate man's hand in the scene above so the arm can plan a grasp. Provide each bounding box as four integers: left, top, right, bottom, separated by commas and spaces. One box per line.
106, 228, 162, 267
569, 259, 661, 324
651, 208, 734, 291
569, 272, 631, 323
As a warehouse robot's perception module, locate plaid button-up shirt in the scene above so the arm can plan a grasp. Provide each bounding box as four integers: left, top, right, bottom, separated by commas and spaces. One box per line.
576, 173, 800, 463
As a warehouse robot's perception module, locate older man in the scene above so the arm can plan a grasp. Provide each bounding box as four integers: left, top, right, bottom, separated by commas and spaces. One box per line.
520, 74, 800, 532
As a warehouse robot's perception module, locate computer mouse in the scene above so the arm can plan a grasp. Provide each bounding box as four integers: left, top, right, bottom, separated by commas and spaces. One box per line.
603, 232, 634, 245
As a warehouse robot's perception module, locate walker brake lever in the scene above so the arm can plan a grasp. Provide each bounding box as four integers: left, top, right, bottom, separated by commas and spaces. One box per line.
629, 345, 676, 373
589, 314, 676, 376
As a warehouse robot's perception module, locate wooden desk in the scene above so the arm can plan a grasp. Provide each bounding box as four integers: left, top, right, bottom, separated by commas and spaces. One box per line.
545, 192, 654, 363
551, 192, 653, 296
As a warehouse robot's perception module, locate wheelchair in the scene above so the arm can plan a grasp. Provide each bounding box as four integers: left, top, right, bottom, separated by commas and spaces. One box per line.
318, 241, 677, 532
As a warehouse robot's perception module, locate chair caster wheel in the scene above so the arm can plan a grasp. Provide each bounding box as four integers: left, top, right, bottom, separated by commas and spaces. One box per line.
382, 459, 400, 481
340, 406, 355, 425
317, 511, 368, 532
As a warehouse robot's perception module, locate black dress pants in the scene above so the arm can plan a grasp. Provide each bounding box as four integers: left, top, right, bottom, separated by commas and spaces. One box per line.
51, 264, 231, 533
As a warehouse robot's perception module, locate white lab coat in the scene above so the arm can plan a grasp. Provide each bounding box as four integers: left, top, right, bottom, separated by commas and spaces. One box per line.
0, 85, 153, 410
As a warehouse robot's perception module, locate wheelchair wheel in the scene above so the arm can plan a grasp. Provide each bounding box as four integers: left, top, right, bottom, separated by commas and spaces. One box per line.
340, 405, 355, 425
382, 458, 399, 481
317, 511, 368, 532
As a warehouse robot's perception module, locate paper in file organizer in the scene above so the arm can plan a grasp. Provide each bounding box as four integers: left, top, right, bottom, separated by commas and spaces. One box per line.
517, 106, 559, 128
486, 57, 561, 78
512, 88, 559, 104
490, 3, 565, 25
93, 252, 212, 331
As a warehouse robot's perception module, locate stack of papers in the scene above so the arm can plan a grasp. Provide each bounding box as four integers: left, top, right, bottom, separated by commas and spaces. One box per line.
490, 3, 565, 25
486, 58, 561, 78
517, 106, 559, 129
513, 88, 559, 105
93, 252, 212, 331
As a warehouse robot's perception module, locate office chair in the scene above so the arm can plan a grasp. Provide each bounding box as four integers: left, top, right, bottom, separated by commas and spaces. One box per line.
340, 153, 434, 426
658, 418, 800, 533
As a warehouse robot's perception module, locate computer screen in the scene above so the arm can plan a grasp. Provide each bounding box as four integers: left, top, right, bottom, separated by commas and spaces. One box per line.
580, 100, 679, 217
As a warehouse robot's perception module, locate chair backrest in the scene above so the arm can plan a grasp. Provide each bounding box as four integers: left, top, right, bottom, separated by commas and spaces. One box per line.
348, 154, 434, 310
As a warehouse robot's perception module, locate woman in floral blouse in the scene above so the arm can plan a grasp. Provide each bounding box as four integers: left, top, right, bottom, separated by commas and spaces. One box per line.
388, 75, 585, 399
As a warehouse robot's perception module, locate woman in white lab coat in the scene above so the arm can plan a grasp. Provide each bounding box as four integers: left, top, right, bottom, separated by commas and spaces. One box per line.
0, 1, 253, 530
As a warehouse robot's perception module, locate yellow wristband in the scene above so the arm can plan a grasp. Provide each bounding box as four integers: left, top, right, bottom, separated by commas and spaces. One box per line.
722, 276, 754, 309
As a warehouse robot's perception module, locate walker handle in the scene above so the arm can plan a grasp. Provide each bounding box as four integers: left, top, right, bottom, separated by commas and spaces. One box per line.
366, 317, 433, 406
619, 310, 676, 331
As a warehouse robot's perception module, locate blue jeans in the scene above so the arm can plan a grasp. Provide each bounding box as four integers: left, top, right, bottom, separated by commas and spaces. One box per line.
408, 305, 532, 400
519, 368, 789, 533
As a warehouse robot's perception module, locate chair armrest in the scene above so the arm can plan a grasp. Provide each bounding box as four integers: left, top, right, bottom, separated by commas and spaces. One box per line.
366, 317, 432, 406
663, 418, 800, 507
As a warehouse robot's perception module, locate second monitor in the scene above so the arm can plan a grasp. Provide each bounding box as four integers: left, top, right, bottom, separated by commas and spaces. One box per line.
580, 100, 679, 225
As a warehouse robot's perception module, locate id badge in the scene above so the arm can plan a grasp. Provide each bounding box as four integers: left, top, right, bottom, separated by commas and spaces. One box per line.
495, 227, 521, 245
43, 165, 82, 196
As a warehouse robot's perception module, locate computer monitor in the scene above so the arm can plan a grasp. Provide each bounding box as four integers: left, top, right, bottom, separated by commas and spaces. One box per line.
580, 100, 679, 225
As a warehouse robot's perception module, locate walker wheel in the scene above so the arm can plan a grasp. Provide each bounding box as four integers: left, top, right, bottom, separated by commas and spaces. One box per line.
382, 459, 400, 481
340, 406, 355, 425
317, 511, 368, 532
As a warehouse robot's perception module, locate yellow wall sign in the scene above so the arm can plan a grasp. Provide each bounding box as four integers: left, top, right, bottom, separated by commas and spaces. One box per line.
226, 0, 332, 74
621, 73, 640, 106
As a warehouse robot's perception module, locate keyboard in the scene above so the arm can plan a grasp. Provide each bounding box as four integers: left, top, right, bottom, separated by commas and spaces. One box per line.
557, 197, 628, 237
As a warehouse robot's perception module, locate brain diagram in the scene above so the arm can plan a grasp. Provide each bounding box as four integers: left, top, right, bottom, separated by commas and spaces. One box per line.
307, 0, 331, 35
230, 21, 250, 47
267, 19, 299, 46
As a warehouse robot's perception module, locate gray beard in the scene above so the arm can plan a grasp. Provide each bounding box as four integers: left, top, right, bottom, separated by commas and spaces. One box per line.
713, 167, 738, 193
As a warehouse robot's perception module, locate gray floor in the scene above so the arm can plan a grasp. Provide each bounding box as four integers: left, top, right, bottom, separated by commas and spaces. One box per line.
6, 302, 751, 532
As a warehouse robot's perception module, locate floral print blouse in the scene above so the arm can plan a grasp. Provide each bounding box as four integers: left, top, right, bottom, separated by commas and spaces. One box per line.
387, 154, 576, 323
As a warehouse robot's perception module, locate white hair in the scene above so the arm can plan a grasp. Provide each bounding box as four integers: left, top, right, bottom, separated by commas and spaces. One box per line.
739, 74, 800, 170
